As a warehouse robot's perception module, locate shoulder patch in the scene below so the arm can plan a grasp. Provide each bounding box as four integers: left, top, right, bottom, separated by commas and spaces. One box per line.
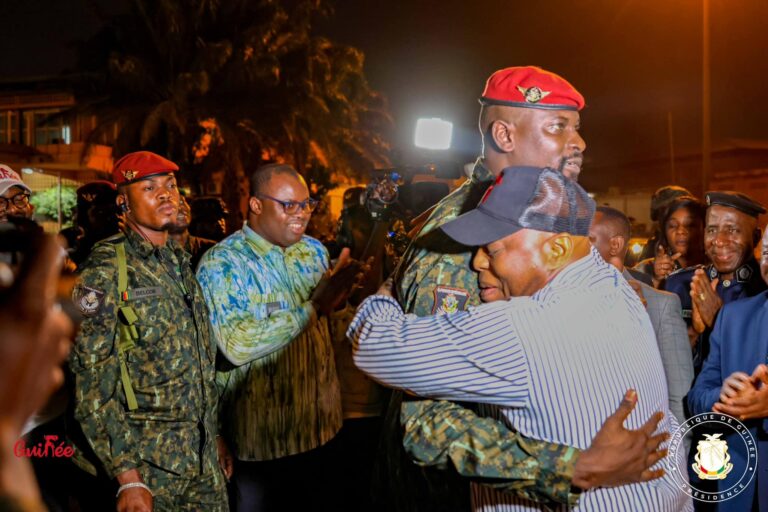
432, 286, 470, 315
73, 285, 105, 316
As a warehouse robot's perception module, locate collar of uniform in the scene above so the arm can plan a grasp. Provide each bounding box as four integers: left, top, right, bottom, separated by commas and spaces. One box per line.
706, 257, 760, 284
168, 237, 191, 266
241, 222, 306, 258
123, 227, 160, 258
470, 158, 494, 184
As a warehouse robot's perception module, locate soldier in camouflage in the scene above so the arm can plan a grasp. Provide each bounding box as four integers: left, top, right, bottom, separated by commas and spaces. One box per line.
69, 151, 227, 512
168, 194, 216, 270
385, 66, 670, 511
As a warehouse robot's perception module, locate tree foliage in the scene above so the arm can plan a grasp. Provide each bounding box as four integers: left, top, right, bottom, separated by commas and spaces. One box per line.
30, 186, 77, 226
70, 0, 392, 221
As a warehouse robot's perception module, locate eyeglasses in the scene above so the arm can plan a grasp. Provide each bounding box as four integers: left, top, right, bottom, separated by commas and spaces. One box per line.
257, 194, 319, 214
0, 193, 31, 213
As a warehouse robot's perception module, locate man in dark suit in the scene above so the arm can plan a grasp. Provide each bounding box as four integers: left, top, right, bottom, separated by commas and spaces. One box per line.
590, 206, 694, 425
687, 226, 768, 511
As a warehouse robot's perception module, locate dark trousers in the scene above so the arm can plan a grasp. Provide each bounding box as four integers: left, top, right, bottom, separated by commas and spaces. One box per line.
231, 439, 340, 512
330, 417, 383, 511
371, 391, 470, 512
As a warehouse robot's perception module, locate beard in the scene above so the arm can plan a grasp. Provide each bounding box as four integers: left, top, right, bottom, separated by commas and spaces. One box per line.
166, 220, 189, 235
557, 153, 582, 182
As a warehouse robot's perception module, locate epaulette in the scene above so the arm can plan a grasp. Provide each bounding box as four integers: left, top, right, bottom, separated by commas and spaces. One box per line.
667, 264, 704, 279
103, 233, 125, 244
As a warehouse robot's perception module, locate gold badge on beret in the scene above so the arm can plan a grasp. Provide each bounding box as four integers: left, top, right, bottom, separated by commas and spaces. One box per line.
122, 169, 137, 180
81, 193, 96, 203
517, 85, 551, 104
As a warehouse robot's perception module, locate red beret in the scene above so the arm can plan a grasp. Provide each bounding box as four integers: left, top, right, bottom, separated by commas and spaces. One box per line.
111, 151, 179, 185
480, 66, 585, 111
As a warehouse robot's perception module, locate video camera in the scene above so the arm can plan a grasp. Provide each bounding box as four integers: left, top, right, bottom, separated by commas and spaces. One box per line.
364, 162, 463, 221
0, 217, 81, 325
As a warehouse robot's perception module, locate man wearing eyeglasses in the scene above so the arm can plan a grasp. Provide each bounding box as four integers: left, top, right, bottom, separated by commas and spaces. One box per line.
197, 163, 361, 511
0, 164, 34, 223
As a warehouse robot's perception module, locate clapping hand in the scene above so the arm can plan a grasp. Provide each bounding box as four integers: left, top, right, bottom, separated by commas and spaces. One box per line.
713, 365, 768, 420
311, 248, 364, 316
690, 268, 722, 332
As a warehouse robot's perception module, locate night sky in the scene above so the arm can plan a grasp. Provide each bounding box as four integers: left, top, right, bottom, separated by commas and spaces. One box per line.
2, 0, 768, 189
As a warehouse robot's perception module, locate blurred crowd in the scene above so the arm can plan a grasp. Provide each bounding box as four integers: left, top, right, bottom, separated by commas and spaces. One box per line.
1, 64, 766, 512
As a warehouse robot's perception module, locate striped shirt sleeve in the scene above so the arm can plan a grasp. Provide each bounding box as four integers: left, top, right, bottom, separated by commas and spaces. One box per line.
348, 295, 530, 406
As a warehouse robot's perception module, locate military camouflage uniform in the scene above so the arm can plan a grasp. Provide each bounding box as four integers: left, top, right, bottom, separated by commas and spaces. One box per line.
381, 159, 580, 511
69, 228, 227, 511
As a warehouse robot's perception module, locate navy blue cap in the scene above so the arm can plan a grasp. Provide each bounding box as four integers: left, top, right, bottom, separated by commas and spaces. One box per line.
705, 191, 766, 218
441, 166, 595, 246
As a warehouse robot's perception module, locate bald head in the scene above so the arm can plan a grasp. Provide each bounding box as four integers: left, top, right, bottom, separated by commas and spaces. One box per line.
477, 104, 585, 181
478, 105, 525, 151
249, 163, 303, 197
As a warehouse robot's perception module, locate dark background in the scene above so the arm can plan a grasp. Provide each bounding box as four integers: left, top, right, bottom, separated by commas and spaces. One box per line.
2, 0, 767, 186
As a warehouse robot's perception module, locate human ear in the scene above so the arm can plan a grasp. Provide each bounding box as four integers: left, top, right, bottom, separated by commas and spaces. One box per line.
609, 235, 626, 258
248, 197, 262, 215
542, 234, 574, 269
117, 195, 130, 213
489, 120, 516, 153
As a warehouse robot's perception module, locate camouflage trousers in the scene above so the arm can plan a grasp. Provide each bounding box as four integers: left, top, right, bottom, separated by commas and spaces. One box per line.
142, 458, 229, 512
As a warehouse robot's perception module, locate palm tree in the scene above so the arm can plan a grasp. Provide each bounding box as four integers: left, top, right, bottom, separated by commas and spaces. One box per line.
68, 0, 391, 221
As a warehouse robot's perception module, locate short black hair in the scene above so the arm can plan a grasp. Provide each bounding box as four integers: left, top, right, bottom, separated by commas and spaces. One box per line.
596, 205, 631, 240
249, 164, 302, 197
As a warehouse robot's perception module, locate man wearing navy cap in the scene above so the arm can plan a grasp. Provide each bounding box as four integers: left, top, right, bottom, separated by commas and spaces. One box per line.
350, 167, 691, 511
69, 151, 228, 511
666, 190, 767, 374
381, 66, 669, 512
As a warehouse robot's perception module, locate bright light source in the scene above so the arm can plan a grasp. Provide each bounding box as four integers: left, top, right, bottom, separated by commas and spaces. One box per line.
414, 118, 453, 150
21, 168, 34, 175
630, 242, 643, 256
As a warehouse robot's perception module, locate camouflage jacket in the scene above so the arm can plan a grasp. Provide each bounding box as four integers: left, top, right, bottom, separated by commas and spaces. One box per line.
69, 228, 219, 479
394, 159, 581, 508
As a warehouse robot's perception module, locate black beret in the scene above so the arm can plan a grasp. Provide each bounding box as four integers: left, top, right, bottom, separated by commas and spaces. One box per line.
650, 185, 693, 221
705, 191, 766, 218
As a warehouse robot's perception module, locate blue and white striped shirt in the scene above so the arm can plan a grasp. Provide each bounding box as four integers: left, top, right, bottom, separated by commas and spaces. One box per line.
348, 248, 692, 511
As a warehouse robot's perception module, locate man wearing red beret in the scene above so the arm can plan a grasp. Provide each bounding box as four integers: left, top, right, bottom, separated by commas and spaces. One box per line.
69, 151, 228, 511
381, 66, 668, 511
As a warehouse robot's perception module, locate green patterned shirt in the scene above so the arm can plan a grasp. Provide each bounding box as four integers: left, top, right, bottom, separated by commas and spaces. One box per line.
196, 224, 342, 461
395, 159, 581, 508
